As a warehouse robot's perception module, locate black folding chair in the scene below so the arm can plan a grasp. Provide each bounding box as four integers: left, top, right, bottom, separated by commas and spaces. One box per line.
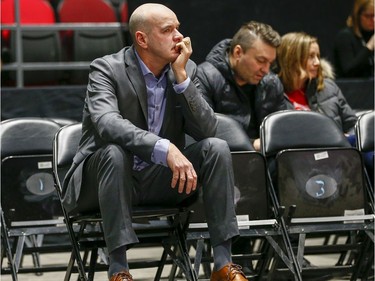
53, 123, 197, 281
260, 110, 375, 281
355, 110, 374, 204
0, 117, 71, 277
181, 114, 300, 281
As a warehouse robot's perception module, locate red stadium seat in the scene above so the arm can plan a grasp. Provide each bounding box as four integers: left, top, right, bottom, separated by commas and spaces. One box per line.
58, 0, 117, 23
58, 0, 123, 84
1, 0, 62, 86
120, 0, 128, 23
1, 0, 56, 45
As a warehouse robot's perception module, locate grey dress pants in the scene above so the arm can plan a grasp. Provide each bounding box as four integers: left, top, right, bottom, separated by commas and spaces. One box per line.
73, 137, 239, 253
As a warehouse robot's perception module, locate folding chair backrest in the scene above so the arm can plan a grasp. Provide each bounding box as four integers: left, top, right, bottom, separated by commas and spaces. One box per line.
1, 117, 61, 158
214, 113, 254, 151
232, 151, 269, 220
277, 148, 366, 218
260, 110, 368, 219
188, 151, 269, 224
185, 113, 254, 150
189, 113, 268, 223
216, 114, 269, 219
53, 122, 82, 195
261, 110, 351, 157
355, 110, 374, 153
0, 118, 62, 225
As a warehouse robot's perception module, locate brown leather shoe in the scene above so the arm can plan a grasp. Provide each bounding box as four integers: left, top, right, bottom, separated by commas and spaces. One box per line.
109, 271, 133, 281
210, 263, 248, 281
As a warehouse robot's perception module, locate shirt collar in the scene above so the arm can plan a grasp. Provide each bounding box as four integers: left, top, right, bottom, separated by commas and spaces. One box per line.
134, 50, 170, 80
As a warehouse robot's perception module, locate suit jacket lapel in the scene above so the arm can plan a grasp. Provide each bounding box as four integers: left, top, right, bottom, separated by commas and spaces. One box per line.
124, 46, 148, 122
160, 70, 177, 135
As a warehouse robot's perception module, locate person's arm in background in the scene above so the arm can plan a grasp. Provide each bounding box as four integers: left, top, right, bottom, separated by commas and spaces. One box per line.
335, 82, 358, 134
196, 61, 220, 109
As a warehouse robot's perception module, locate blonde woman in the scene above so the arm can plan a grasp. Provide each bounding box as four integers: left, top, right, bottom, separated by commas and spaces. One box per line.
333, 0, 374, 78
277, 32, 358, 134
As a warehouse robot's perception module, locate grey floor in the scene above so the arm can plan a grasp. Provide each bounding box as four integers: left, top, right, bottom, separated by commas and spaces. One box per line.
2, 236, 372, 281
1, 246, 167, 281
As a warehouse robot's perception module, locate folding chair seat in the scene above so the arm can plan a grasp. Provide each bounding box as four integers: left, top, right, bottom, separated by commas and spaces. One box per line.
53, 123, 197, 281
260, 110, 375, 281
179, 114, 300, 281
0, 117, 70, 277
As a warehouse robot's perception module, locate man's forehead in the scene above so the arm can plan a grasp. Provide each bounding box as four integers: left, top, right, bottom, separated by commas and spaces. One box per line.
249, 40, 276, 58
152, 14, 179, 28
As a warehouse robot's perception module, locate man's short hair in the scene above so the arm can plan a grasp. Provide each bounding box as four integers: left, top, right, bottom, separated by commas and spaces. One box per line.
230, 21, 281, 53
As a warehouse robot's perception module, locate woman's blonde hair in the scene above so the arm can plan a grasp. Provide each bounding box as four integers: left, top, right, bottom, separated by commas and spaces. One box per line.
347, 0, 374, 37
277, 32, 324, 92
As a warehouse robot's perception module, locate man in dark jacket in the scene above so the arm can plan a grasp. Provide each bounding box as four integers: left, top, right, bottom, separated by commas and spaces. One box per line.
197, 21, 288, 273
197, 21, 288, 151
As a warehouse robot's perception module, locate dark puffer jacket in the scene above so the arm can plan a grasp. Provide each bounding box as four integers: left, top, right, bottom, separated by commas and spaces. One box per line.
197, 39, 288, 140
301, 77, 358, 134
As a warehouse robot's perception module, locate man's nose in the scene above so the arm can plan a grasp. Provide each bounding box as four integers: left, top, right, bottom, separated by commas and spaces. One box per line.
173, 30, 183, 41
261, 63, 271, 74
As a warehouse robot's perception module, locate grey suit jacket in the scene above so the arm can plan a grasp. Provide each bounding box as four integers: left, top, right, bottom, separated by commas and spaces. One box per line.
62, 46, 218, 212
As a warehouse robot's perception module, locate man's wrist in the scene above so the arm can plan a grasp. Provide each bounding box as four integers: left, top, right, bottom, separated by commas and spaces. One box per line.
174, 77, 190, 93
174, 70, 188, 84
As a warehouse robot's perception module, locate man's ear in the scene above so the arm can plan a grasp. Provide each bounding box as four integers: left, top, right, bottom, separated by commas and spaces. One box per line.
135, 31, 147, 49
233, 45, 243, 58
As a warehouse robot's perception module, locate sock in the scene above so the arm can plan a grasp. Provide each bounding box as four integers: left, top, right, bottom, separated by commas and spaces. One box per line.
212, 239, 232, 271
108, 245, 128, 278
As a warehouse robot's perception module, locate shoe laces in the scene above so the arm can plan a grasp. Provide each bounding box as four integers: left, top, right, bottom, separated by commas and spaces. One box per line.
227, 264, 246, 280
113, 271, 133, 281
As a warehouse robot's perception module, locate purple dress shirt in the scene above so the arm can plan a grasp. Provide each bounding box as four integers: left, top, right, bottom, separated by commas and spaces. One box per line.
133, 51, 190, 171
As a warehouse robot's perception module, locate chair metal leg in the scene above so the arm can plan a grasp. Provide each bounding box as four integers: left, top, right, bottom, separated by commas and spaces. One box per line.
88, 248, 98, 281
154, 248, 169, 281
163, 214, 197, 281
175, 217, 198, 281
351, 235, 374, 281
14, 235, 25, 273
1, 210, 18, 281
25, 235, 42, 275
193, 238, 205, 277
64, 250, 76, 281
65, 219, 89, 281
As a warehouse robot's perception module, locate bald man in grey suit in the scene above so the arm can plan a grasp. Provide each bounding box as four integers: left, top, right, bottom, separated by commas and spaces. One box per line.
62, 3, 247, 281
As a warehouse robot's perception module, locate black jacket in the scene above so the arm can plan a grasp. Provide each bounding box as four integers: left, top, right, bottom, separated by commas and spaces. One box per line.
293, 78, 358, 134
333, 27, 374, 78
197, 39, 288, 140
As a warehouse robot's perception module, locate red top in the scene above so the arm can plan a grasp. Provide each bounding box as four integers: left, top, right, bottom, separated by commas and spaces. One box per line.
286, 89, 311, 111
